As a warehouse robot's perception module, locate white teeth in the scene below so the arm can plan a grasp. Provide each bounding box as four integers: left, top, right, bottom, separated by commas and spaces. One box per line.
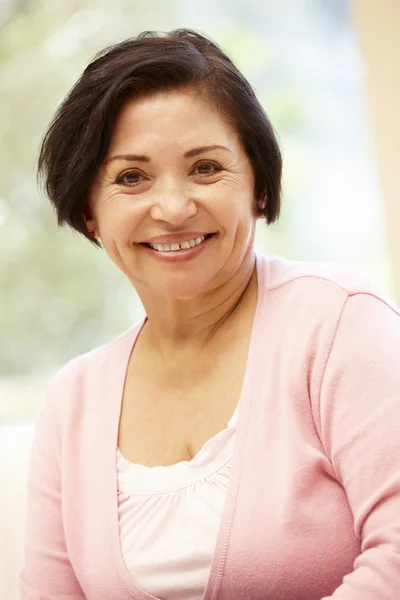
149, 235, 207, 252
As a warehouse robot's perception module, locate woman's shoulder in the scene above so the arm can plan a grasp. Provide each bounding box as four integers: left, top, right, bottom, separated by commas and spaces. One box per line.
260, 253, 396, 308
255, 253, 399, 334
39, 320, 143, 421
264, 253, 375, 294
55, 322, 141, 380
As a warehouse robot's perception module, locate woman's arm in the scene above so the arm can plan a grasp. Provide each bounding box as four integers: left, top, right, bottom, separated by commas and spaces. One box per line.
318, 292, 400, 599
19, 373, 85, 599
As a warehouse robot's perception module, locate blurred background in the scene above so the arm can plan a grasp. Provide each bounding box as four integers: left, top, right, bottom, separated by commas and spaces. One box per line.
0, 0, 399, 596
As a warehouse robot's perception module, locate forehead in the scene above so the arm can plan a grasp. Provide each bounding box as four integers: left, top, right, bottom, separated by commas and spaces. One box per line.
108, 90, 241, 152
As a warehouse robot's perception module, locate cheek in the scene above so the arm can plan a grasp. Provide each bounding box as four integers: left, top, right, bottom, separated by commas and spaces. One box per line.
102, 220, 135, 246
208, 180, 250, 209
95, 198, 142, 239
216, 189, 256, 223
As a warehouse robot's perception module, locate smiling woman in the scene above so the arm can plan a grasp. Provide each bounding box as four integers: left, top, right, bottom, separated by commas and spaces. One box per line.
20, 28, 400, 600
85, 89, 259, 296
38, 29, 281, 246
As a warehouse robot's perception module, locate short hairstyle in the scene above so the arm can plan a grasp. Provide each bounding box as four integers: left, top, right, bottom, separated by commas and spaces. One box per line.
38, 28, 282, 247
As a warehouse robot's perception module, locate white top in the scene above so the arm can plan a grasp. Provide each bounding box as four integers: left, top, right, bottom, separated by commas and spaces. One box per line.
116, 401, 240, 600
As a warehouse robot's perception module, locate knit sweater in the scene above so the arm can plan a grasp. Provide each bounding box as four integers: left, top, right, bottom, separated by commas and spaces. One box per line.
19, 253, 400, 599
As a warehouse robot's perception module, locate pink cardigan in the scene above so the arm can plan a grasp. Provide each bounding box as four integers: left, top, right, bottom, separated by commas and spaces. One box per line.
20, 253, 400, 599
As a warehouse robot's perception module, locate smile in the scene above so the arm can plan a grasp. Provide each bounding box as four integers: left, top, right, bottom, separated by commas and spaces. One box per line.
142, 233, 215, 253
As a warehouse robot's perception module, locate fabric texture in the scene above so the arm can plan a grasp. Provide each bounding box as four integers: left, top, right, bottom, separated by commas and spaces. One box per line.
117, 400, 239, 599
19, 253, 400, 599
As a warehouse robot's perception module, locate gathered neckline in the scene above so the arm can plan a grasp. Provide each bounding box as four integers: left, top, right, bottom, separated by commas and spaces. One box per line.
116, 401, 240, 494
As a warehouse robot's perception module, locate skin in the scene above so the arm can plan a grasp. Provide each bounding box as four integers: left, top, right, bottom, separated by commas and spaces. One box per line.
86, 89, 261, 365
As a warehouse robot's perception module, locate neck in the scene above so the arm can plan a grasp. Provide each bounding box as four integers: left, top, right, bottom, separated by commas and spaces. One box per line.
136, 249, 258, 362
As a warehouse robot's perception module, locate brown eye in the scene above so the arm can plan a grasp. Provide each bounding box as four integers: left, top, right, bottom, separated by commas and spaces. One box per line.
116, 171, 143, 186
193, 162, 222, 176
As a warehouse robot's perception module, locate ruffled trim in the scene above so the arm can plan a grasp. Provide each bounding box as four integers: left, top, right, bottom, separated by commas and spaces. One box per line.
117, 401, 239, 495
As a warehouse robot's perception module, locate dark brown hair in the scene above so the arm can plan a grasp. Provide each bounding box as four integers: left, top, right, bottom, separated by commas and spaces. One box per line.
38, 28, 282, 247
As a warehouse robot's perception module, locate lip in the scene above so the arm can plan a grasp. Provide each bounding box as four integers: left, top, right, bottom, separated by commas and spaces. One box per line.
140, 232, 215, 263
140, 232, 214, 244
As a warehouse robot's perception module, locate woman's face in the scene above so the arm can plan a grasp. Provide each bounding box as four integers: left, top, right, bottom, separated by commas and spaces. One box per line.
87, 89, 258, 299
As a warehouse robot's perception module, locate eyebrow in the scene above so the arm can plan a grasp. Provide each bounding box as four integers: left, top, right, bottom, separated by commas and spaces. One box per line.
104, 145, 231, 165
184, 145, 231, 158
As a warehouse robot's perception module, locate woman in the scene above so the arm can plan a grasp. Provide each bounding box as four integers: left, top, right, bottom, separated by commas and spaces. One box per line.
20, 29, 400, 600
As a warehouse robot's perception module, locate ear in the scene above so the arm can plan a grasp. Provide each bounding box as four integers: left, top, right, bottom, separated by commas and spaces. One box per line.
82, 201, 100, 239
255, 193, 266, 217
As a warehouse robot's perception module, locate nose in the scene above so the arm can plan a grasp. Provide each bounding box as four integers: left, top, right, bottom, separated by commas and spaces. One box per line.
150, 177, 197, 224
